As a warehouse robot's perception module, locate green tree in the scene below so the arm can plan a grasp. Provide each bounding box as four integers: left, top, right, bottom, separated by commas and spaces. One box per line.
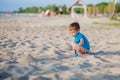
87, 4, 93, 16
87, 4, 97, 16
18, 7, 24, 13
44, 5, 58, 12
116, 1, 120, 13
96, 2, 108, 14
62, 5, 67, 14
106, 2, 113, 14
74, 8, 84, 13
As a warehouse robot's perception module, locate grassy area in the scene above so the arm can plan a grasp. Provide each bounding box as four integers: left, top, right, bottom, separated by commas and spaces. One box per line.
93, 21, 120, 27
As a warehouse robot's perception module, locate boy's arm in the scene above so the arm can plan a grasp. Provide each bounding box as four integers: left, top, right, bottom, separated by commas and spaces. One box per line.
72, 41, 76, 54
78, 38, 84, 47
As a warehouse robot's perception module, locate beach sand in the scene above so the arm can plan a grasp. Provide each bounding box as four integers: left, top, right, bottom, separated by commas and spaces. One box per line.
0, 15, 120, 80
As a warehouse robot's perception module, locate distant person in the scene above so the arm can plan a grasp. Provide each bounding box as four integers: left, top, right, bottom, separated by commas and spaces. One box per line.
50, 11, 57, 16
45, 9, 51, 16
59, 6, 63, 15
40, 10, 45, 16
5, 13, 11, 17
68, 22, 90, 57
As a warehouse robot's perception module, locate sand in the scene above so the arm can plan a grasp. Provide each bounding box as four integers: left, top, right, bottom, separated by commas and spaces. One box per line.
0, 15, 120, 80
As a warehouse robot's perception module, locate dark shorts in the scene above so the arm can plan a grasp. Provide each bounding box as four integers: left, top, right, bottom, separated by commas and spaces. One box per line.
60, 12, 63, 14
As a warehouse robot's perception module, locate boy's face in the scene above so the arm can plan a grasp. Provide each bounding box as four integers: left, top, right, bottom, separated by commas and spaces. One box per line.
69, 29, 79, 37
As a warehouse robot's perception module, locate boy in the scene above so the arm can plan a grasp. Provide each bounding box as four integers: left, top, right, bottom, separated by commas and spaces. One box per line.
69, 22, 90, 57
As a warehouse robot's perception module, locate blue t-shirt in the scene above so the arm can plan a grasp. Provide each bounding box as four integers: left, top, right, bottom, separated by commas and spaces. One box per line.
74, 32, 90, 50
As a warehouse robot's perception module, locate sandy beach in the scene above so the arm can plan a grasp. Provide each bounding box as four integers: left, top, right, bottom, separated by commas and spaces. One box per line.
0, 15, 120, 80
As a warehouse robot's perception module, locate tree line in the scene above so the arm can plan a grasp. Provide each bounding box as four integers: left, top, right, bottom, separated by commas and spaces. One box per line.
14, 5, 68, 14
87, 2, 120, 16
14, 1, 120, 16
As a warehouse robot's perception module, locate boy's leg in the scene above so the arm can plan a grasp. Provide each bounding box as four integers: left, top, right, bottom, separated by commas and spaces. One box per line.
72, 44, 76, 54
78, 47, 86, 54
78, 46, 91, 54
72, 45, 79, 57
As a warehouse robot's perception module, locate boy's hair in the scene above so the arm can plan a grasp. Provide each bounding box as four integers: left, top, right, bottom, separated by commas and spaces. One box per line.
69, 22, 80, 31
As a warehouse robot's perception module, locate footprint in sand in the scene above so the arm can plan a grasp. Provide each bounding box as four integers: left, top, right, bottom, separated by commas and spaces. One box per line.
7, 65, 18, 71
0, 71, 12, 80
103, 74, 120, 80
52, 64, 69, 71
33, 76, 52, 80
55, 74, 61, 80
40, 46, 48, 53
1, 39, 17, 48
7, 52, 15, 56
19, 75, 29, 80
79, 62, 92, 69
29, 43, 37, 48
8, 39, 17, 48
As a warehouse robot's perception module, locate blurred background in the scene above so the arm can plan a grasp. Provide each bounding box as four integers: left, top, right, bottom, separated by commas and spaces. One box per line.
0, 0, 120, 19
